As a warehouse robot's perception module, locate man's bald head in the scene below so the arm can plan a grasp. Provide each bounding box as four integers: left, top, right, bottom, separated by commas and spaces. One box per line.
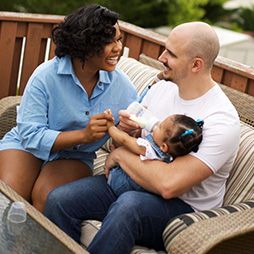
171, 22, 220, 69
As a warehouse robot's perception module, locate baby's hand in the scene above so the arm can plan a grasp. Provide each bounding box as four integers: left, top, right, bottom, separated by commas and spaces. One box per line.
104, 109, 115, 128
104, 109, 112, 116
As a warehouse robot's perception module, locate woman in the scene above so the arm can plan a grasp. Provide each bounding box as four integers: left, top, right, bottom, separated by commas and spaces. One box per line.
0, 4, 137, 212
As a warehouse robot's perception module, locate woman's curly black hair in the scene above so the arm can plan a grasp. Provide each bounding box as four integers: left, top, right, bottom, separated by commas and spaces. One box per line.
52, 4, 119, 62
166, 114, 204, 159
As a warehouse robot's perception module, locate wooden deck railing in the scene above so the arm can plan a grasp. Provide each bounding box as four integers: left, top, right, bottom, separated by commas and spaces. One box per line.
0, 11, 254, 99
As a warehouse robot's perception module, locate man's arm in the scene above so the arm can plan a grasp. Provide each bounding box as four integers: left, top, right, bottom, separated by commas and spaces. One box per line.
106, 146, 213, 198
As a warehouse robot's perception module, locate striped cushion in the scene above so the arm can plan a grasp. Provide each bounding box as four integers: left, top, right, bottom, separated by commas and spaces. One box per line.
131, 247, 166, 254
117, 56, 159, 95
163, 200, 254, 250
93, 148, 108, 176
224, 122, 254, 205
81, 220, 101, 248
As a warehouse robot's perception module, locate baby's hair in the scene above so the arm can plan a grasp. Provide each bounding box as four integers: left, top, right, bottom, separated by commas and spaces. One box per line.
167, 114, 204, 158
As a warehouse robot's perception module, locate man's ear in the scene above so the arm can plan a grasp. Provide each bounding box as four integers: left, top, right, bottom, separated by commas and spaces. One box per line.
192, 57, 203, 72
160, 143, 169, 153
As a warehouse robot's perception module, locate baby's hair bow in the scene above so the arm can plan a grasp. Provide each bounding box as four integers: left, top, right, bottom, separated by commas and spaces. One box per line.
181, 129, 194, 137
196, 119, 204, 128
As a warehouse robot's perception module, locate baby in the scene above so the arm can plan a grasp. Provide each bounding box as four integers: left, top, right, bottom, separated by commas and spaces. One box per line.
105, 110, 204, 196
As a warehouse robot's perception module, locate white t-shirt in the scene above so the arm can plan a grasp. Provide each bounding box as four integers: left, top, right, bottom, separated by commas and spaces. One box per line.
136, 137, 172, 162
141, 81, 240, 211
137, 138, 161, 161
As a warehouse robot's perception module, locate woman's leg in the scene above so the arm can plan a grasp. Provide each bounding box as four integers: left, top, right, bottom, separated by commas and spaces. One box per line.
44, 175, 116, 243
32, 159, 92, 212
88, 191, 194, 254
0, 149, 43, 201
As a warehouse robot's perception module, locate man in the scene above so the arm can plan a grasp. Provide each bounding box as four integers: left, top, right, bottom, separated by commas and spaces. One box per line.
44, 22, 240, 254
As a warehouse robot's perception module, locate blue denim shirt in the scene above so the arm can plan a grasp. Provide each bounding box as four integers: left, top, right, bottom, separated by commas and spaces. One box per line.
0, 56, 137, 165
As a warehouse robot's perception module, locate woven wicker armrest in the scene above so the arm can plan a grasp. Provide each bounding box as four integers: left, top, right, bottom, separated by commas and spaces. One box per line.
163, 202, 254, 254
0, 96, 22, 138
219, 84, 254, 127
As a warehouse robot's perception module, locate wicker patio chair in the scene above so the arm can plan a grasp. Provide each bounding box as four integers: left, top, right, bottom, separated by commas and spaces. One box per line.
0, 96, 22, 139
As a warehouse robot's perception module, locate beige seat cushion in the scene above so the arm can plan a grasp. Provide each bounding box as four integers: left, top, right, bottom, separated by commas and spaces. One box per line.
81, 220, 166, 254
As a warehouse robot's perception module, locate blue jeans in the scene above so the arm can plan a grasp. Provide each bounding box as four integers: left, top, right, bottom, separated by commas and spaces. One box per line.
44, 175, 194, 254
108, 166, 144, 196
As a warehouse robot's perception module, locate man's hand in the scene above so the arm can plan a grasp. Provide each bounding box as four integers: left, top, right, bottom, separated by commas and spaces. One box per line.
118, 109, 141, 137
105, 149, 119, 178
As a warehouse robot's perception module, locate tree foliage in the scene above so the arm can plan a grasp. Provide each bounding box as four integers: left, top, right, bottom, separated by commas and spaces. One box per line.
98, 0, 168, 27
166, 0, 208, 26
0, 0, 250, 31
237, 6, 254, 31
202, 0, 229, 23
92, 0, 168, 28
0, 0, 96, 14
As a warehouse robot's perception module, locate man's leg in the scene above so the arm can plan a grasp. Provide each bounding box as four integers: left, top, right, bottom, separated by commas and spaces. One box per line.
88, 191, 194, 254
44, 175, 116, 243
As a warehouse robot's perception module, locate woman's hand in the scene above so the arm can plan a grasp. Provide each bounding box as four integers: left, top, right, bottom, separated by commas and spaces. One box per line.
104, 109, 115, 129
81, 112, 113, 144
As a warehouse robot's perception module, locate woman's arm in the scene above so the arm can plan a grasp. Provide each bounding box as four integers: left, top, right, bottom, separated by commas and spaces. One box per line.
52, 112, 113, 152
18, 81, 113, 159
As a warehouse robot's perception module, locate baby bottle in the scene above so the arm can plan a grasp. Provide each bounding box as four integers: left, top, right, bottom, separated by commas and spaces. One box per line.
126, 102, 159, 132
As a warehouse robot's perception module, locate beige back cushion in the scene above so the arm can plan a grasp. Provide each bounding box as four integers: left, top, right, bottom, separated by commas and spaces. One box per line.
224, 122, 254, 205
117, 56, 159, 94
